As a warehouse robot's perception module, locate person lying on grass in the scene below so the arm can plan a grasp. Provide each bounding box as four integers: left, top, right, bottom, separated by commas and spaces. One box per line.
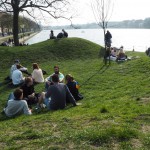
65, 74, 83, 102
38, 74, 79, 110
3, 89, 32, 117
45, 65, 64, 91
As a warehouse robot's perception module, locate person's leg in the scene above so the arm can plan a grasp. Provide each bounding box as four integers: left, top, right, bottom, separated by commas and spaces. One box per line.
45, 82, 50, 92
44, 98, 51, 110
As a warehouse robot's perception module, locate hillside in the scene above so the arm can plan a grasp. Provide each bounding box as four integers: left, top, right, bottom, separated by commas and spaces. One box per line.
0, 38, 149, 149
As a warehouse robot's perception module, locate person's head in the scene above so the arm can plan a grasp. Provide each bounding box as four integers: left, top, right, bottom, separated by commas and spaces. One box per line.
14, 59, 20, 65
52, 74, 59, 83
25, 77, 33, 86
33, 63, 39, 70
51, 30, 53, 33
54, 66, 59, 74
16, 64, 21, 69
107, 30, 109, 33
13, 89, 23, 100
65, 74, 74, 83
111, 47, 114, 51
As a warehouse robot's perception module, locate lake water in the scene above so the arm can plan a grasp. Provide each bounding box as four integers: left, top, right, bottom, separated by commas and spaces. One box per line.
25, 29, 150, 52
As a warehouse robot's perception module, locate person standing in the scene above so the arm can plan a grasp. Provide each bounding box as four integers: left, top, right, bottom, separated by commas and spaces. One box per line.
105, 30, 112, 47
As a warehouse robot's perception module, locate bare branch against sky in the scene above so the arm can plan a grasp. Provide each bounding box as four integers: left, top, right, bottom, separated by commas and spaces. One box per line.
0, 0, 72, 45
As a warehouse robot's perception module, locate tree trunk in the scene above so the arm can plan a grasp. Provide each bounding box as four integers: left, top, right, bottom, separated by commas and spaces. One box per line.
103, 27, 107, 65
13, 11, 19, 46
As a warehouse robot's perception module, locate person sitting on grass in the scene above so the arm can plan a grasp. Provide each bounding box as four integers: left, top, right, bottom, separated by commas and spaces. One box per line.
10, 59, 30, 80
116, 46, 127, 61
38, 74, 77, 110
3, 89, 32, 117
50, 30, 56, 39
12, 64, 25, 86
65, 74, 83, 102
20, 77, 39, 107
45, 66, 64, 91
32, 63, 44, 83
62, 29, 68, 38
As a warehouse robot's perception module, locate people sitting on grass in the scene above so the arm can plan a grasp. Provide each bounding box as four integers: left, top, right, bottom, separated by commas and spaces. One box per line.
116, 46, 128, 61
38, 74, 77, 110
12, 64, 25, 86
65, 74, 83, 102
108, 47, 117, 61
45, 66, 64, 91
10, 59, 30, 80
3, 89, 32, 117
32, 63, 44, 83
50, 30, 56, 39
20, 77, 39, 107
62, 29, 68, 38
110, 47, 117, 57
1, 41, 9, 46
57, 32, 64, 39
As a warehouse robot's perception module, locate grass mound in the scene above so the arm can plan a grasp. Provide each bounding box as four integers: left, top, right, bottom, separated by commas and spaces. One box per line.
0, 37, 102, 70
0, 38, 149, 149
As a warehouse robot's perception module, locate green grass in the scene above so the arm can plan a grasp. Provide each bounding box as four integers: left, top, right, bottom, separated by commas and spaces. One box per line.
0, 38, 150, 149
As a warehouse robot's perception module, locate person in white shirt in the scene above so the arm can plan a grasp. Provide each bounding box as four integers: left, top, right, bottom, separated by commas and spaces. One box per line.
4, 89, 32, 117
32, 63, 44, 83
10, 59, 30, 79
12, 64, 25, 85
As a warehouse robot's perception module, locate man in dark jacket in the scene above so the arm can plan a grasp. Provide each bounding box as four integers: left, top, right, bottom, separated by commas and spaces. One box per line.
39, 74, 77, 110
105, 30, 112, 47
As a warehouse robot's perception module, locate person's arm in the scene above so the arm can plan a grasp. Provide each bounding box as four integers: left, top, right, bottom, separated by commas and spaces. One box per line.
20, 72, 24, 81
45, 75, 52, 82
32, 70, 35, 79
65, 85, 76, 106
59, 73, 64, 82
23, 100, 32, 115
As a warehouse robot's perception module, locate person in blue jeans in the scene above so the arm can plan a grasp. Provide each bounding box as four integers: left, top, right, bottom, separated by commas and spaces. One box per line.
39, 74, 77, 110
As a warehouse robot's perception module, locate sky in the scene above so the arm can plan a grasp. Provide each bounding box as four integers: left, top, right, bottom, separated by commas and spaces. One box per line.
28, 0, 150, 26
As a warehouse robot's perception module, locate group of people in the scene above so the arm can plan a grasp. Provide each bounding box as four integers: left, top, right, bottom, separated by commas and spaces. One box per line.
105, 30, 128, 61
106, 46, 128, 61
3, 62, 83, 117
50, 29, 68, 39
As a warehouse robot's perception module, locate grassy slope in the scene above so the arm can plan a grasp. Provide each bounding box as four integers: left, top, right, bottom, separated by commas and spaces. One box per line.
0, 38, 150, 150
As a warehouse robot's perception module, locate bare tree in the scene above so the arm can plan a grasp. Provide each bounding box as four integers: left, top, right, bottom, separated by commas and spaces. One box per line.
0, 0, 71, 46
91, 0, 114, 64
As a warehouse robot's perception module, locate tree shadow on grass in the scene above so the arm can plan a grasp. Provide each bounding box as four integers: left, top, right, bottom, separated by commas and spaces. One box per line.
81, 65, 110, 87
